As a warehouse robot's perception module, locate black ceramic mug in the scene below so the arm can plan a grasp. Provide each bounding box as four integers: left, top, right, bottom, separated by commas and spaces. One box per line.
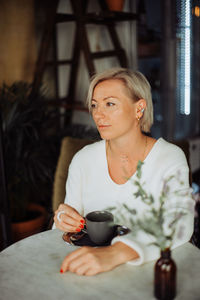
85, 210, 130, 245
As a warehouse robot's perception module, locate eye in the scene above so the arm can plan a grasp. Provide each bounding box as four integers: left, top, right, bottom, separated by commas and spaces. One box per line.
91, 103, 97, 109
106, 102, 115, 107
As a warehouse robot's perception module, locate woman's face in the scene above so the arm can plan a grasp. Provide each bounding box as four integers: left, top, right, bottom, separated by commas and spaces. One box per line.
91, 79, 138, 141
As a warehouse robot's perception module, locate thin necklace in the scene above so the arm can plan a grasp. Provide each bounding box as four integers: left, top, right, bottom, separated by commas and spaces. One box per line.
107, 135, 148, 162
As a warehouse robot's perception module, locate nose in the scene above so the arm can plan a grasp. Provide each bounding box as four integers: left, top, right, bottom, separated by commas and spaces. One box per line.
92, 106, 105, 120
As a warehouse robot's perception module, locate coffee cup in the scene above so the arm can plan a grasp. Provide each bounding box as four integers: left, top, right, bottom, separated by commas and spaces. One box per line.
84, 210, 130, 245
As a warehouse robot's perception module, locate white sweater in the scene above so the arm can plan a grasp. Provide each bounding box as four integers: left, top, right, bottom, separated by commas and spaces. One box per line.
63, 138, 194, 265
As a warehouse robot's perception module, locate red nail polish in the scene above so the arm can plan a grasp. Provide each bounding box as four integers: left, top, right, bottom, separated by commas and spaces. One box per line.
79, 224, 84, 229
76, 228, 81, 232
60, 269, 63, 273
80, 219, 85, 224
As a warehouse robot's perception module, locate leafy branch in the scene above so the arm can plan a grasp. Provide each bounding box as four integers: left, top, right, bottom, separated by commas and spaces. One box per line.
108, 161, 191, 251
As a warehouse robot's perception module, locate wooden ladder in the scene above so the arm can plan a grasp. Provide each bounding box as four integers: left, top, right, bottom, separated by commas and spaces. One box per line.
32, 0, 138, 110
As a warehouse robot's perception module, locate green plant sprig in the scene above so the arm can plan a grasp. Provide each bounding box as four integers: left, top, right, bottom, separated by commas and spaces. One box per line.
108, 160, 190, 251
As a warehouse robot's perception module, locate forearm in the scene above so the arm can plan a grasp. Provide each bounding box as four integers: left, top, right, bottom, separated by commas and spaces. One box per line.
111, 242, 139, 265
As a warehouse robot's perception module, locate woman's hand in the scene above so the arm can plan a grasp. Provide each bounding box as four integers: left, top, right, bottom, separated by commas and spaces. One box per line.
54, 204, 85, 233
60, 242, 139, 276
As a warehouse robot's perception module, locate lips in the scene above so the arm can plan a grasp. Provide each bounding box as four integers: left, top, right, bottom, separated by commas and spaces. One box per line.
98, 124, 111, 129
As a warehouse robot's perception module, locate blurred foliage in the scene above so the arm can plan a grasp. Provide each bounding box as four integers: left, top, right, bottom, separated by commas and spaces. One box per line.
108, 161, 192, 251
0, 82, 60, 222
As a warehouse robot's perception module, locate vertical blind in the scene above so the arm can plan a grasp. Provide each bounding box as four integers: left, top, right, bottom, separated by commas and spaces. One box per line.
176, 0, 192, 115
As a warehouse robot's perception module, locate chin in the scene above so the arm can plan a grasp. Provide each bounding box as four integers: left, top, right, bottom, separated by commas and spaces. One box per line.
98, 132, 110, 140
99, 133, 108, 140
99, 132, 117, 141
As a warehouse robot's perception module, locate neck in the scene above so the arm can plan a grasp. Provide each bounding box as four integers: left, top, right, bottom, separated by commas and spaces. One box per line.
106, 130, 147, 162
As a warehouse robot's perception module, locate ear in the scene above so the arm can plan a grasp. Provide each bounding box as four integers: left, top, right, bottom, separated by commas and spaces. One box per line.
136, 99, 147, 115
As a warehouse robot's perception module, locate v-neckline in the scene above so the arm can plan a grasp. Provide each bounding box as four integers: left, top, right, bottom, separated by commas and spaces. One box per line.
103, 138, 162, 187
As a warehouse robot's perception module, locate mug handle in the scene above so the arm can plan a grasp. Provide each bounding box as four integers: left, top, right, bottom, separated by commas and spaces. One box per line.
82, 223, 87, 234
114, 225, 131, 236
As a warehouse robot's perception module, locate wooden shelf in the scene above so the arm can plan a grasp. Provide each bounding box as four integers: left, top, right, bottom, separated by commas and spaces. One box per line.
56, 11, 138, 24
47, 99, 88, 112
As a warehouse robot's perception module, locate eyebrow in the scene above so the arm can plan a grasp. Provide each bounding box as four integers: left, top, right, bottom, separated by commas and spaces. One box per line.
91, 96, 119, 102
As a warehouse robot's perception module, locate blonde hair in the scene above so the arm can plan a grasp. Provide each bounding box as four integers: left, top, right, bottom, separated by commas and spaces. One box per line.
86, 67, 153, 133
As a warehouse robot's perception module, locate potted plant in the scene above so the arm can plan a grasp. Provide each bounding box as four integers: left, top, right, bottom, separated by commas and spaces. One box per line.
0, 82, 59, 242
106, 0, 125, 11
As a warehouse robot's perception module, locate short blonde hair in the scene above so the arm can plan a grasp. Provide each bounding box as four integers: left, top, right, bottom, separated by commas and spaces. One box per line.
86, 67, 153, 133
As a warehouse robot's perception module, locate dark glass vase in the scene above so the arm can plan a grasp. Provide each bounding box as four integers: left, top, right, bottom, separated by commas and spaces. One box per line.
154, 248, 176, 300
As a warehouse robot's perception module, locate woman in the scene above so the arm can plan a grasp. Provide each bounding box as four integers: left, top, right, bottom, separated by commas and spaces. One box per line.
54, 68, 194, 276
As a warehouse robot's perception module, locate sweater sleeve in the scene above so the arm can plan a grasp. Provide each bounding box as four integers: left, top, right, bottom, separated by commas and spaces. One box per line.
111, 148, 195, 266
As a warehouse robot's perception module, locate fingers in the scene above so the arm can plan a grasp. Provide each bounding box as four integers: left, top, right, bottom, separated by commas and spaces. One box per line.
60, 247, 102, 276
64, 255, 89, 275
61, 214, 83, 228
54, 218, 83, 232
54, 214, 83, 232
74, 264, 91, 276
54, 204, 85, 232
59, 204, 83, 222
60, 247, 89, 272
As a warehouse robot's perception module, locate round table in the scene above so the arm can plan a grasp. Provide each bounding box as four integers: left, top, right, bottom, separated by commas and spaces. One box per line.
0, 229, 200, 300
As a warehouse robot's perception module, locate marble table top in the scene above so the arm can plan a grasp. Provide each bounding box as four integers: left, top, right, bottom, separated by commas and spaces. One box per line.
0, 229, 200, 300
